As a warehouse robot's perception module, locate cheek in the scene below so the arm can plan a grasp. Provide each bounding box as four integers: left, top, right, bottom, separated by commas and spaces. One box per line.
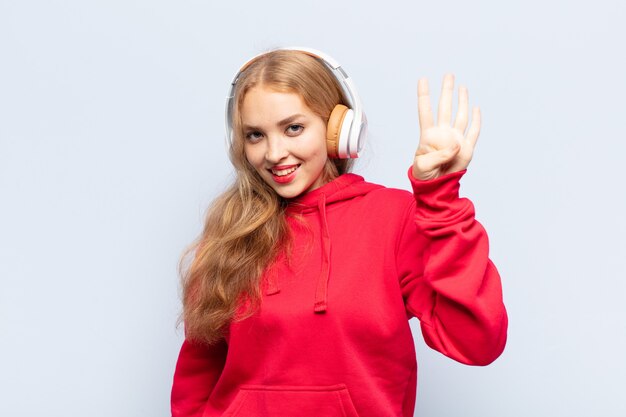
315, 149, 327, 164
243, 145, 260, 167
313, 142, 329, 164
306, 128, 329, 164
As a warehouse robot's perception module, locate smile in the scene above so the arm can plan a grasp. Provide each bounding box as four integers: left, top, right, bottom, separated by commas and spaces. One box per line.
271, 165, 300, 176
269, 164, 300, 184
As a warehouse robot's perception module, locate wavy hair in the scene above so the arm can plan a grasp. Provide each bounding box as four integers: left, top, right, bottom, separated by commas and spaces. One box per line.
180, 50, 354, 345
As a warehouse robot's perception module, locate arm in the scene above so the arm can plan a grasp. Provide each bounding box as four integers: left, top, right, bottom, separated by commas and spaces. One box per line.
171, 338, 228, 417
396, 74, 507, 365
398, 168, 507, 365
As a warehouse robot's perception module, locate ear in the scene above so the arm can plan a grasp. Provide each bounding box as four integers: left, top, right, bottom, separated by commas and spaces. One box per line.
326, 104, 350, 158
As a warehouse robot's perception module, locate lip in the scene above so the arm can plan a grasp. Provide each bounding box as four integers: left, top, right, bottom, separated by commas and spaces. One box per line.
271, 164, 299, 170
268, 164, 300, 184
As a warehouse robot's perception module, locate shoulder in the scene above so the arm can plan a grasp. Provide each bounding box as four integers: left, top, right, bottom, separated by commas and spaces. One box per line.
333, 178, 416, 241
361, 180, 414, 207
367, 184, 412, 200
345, 177, 415, 217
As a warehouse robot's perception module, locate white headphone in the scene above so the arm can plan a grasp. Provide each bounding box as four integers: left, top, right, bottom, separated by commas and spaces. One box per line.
225, 46, 366, 159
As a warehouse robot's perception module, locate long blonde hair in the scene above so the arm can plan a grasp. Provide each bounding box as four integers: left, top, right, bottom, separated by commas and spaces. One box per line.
180, 50, 354, 345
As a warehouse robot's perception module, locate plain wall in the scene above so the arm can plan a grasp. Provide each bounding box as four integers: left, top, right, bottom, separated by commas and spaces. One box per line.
1, 1, 625, 416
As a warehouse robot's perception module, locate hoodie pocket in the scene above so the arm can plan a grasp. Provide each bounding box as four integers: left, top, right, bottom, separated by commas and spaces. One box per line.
221, 383, 361, 417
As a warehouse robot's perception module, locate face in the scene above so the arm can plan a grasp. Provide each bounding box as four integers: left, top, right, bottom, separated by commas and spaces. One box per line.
241, 86, 330, 199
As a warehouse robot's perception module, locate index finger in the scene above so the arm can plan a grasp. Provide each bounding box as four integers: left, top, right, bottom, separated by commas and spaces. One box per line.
417, 78, 434, 131
437, 73, 455, 127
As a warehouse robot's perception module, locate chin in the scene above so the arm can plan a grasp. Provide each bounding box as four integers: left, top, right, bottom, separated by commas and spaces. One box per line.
268, 177, 314, 199
272, 186, 305, 200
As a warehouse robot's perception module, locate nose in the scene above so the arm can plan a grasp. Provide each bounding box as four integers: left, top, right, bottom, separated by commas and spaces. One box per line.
265, 135, 289, 163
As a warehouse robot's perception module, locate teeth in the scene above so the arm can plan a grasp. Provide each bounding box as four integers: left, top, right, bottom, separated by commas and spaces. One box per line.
272, 166, 298, 176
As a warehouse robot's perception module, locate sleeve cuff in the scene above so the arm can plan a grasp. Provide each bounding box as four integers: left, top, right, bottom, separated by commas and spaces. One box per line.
408, 167, 466, 193
407, 167, 471, 220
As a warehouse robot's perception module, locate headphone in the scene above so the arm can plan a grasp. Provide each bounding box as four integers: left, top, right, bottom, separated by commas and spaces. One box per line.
225, 46, 366, 159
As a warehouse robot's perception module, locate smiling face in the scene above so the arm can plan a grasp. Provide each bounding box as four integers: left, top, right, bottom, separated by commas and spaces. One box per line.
241, 86, 330, 199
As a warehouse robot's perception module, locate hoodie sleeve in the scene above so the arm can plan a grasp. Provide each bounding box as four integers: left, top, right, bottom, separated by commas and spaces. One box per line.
397, 168, 508, 366
171, 337, 228, 417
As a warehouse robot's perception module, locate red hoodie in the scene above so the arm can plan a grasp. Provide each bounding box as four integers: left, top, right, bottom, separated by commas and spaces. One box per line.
171, 168, 508, 417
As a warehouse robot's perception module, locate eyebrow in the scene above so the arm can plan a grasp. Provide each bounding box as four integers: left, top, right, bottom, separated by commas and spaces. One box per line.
242, 114, 306, 130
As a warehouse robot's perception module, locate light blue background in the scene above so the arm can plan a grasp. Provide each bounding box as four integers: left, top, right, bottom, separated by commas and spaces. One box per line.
1, 1, 625, 416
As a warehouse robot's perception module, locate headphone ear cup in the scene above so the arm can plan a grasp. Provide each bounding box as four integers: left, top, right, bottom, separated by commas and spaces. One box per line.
326, 104, 350, 158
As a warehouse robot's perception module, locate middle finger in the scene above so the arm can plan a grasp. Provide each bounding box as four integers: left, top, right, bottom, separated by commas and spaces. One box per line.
437, 73, 455, 127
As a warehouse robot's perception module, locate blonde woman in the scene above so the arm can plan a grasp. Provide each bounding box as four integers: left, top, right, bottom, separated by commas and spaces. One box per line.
171, 48, 508, 417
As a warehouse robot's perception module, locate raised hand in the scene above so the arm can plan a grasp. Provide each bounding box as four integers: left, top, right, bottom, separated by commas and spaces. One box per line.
412, 74, 481, 181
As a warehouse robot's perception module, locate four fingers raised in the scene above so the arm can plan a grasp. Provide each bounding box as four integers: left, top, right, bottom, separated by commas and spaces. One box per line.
414, 74, 481, 178
418, 74, 479, 139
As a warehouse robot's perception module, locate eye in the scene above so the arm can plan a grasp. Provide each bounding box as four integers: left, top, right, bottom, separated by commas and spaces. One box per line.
286, 124, 303, 136
245, 131, 264, 143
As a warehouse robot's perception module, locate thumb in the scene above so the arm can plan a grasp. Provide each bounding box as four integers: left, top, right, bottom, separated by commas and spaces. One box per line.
415, 143, 460, 172
439, 142, 461, 163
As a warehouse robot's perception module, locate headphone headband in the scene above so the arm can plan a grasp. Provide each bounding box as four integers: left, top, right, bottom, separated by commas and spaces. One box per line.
225, 47, 366, 158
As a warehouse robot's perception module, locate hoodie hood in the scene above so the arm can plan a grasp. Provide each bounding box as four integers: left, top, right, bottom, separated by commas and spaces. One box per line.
264, 173, 384, 313
285, 173, 384, 215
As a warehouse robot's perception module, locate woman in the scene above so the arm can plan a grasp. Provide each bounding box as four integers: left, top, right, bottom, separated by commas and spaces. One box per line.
171, 47, 507, 417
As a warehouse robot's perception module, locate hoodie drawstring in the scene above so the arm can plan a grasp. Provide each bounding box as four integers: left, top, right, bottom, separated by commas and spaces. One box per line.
263, 175, 376, 311
314, 194, 331, 313
264, 194, 335, 313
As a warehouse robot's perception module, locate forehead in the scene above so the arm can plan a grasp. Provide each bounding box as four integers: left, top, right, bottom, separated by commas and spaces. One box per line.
241, 87, 313, 125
